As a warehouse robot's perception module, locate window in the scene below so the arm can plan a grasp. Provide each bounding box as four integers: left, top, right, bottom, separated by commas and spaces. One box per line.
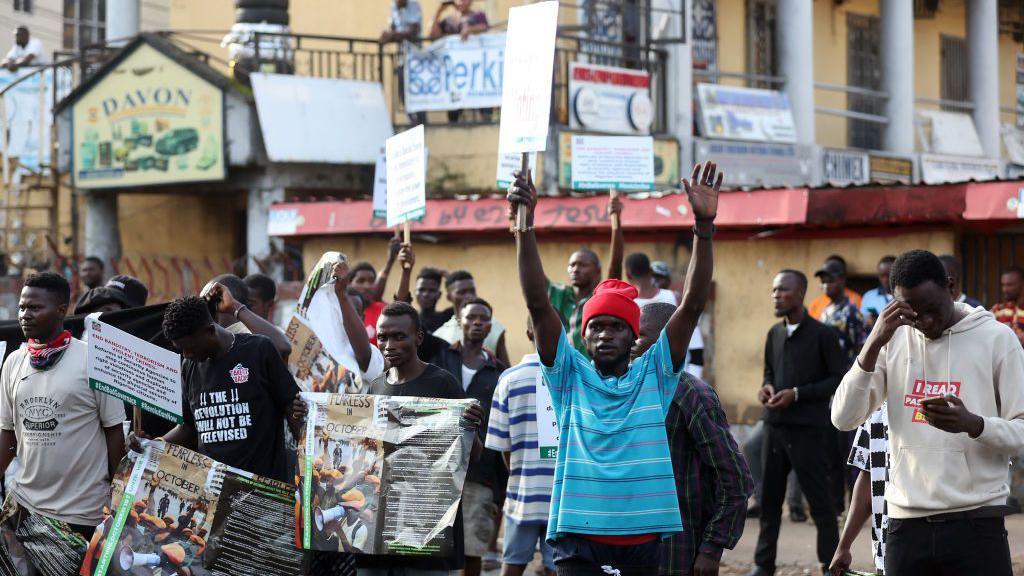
63, 0, 106, 50
940, 34, 968, 110
14, 0, 32, 14
746, 0, 777, 88
847, 13, 882, 150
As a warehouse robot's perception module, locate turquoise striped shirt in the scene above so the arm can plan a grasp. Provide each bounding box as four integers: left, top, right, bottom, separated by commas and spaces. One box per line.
541, 329, 684, 541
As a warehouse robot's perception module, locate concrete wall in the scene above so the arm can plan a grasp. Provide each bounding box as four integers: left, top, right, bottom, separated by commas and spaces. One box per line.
296, 227, 955, 423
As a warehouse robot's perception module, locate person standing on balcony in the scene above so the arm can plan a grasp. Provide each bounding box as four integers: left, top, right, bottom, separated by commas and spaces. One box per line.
429, 0, 491, 123
382, 0, 426, 126
1, 26, 45, 72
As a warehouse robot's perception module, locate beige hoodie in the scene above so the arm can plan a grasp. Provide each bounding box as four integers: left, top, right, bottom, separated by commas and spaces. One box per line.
831, 303, 1024, 519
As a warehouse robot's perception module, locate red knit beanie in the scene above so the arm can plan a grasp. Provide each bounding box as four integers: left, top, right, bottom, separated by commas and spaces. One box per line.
582, 279, 641, 337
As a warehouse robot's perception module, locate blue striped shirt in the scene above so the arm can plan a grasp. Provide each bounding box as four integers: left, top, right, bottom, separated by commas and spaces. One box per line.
542, 330, 684, 541
485, 354, 555, 524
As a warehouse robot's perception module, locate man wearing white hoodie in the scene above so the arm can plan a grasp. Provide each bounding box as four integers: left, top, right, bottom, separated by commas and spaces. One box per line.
831, 249, 1023, 576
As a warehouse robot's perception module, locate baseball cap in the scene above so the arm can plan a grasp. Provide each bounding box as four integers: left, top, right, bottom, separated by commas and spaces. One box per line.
106, 274, 149, 308
814, 261, 846, 279
651, 261, 672, 278
74, 287, 130, 315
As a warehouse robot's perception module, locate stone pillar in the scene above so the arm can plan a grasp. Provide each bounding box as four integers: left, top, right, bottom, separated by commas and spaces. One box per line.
776, 0, 815, 146
967, 0, 1000, 158
106, 0, 140, 46
83, 193, 120, 263
880, 0, 914, 154
247, 187, 285, 278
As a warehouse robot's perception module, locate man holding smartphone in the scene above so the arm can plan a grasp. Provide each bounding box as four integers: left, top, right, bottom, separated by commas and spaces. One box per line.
832, 249, 1024, 575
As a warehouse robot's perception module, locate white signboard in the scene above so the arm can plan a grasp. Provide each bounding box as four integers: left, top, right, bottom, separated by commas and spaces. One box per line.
86, 317, 183, 424
372, 147, 387, 218
497, 1, 560, 154
403, 33, 506, 113
569, 63, 653, 135
535, 372, 558, 459
919, 110, 984, 157
570, 135, 654, 190
496, 151, 536, 189
695, 138, 815, 188
821, 148, 869, 186
386, 125, 426, 228
252, 74, 393, 164
696, 83, 797, 143
920, 153, 1001, 185
1002, 124, 1024, 167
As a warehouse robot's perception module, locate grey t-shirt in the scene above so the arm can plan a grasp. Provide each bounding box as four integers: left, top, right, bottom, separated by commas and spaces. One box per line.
0, 338, 125, 525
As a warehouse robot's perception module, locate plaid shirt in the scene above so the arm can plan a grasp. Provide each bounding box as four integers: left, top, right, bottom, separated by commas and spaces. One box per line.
660, 373, 754, 575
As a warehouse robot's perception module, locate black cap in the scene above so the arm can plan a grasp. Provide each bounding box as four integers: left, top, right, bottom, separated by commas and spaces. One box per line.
106, 275, 149, 308
75, 287, 130, 315
814, 261, 846, 279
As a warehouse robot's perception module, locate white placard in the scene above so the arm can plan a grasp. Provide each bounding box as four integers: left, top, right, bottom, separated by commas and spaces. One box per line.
497, 1, 560, 154
386, 125, 426, 228
534, 371, 558, 459
372, 147, 387, 218
86, 316, 183, 424
570, 135, 655, 190
496, 151, 536, 189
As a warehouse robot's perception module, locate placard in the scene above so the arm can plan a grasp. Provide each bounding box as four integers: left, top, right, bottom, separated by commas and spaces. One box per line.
534, 372, 558, 459
372, 147, 387, 218
497, 1, 560, 154
570, 135, 654, 190
86, 317, 183, 424
496, 151, 536, 189
385, 125, 426, 228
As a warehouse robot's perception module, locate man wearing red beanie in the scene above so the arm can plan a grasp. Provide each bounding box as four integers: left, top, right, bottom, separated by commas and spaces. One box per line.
507, 161, 722, 576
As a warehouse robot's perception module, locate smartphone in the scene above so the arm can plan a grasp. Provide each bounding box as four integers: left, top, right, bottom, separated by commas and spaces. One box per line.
920, 396, 951, 409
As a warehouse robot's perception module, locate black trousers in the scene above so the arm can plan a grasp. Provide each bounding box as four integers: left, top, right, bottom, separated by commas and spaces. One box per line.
553, 535, 661, 576
753, 423, 839, 572
885, 516, 1011, 576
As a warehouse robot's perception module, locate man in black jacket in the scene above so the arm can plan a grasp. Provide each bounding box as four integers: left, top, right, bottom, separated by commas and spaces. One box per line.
745, 270, 846, 576
432, 297, 508, 576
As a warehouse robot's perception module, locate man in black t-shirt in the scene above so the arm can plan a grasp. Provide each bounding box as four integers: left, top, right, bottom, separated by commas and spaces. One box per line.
155, 296, 302, 483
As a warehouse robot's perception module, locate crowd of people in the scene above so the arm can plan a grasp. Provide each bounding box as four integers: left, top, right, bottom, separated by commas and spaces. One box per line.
0, 159, 1019, 576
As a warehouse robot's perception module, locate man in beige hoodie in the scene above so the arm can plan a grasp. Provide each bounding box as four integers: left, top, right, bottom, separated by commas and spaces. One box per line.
832, 249, 1023, 576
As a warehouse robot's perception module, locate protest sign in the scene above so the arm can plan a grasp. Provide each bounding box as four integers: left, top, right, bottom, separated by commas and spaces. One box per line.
570, 135, 655, 191
372, 147, 387, 218
82, 441, 304, 576
534, 373, 559, 460
386, 125, 427, 229
496, 151, 536, 189
497, 1, 559, 154
0, 495, 88, 576
403, 33, 506, 113
297, 393, 476, 556
86, 317, 183, 424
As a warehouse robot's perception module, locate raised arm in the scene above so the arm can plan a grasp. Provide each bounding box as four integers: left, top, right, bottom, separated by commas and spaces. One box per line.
372, 235, 402, 303
508, 169, 563, 366
332, 261, 374, 374
394, 243, 415, 304
665, 162, 721, 368
207, 283, 292, 360
606, 195, 624, 280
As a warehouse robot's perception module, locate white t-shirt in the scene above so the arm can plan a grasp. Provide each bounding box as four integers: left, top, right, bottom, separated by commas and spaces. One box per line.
0, 338, 125, 524
5, 38, 45, 65
634, 289, 678, 308
785, 320, 799, 336
461, 364, 478, 391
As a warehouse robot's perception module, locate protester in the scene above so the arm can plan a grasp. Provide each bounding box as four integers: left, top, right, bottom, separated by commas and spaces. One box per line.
808, 256, 861, 321
991, 266, 1024, 347
832, 249, 1024, 575
507, 161, 718, 574
433, 297, 508, 576
433, 270, 509, 365
0, 272, 125, 543
105, 274, 148, 308
815, 259, 867, 364
79, 256, 105, 290
154, 295, 302, 483
429, 0, 491, 123
829, 404, 889, 576
627, 252, 678, 307
747, 269, 844, 576
860, 255, 895, 329
74, 286, 132, 315
415, 267, 452, 333
1, 26, 45, 72
635, 303, 753, 576
244, 272, 278, 321
485, 320, 556, 576
938, 254, 982, 308
203, 275, 292, 360
349, 236, 403, 345
328, 261, 386, 395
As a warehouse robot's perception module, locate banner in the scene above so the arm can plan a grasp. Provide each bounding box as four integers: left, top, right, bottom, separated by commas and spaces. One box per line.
82, 442, 304, 576
0, 496, 88, 576
403, 33, 506, 113
297, 393, 476, 556
86, 316, 183, 424
696, 84, 797, 143
0, 68, 54, 172
287, 252, 368, 395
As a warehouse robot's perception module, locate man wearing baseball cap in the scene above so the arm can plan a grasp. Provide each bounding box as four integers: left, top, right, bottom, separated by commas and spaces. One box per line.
506, 161, 720, 575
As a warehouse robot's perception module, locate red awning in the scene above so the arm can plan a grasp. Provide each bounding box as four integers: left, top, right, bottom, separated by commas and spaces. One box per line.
963, 181, 1024, 221
268, 188, 809, 237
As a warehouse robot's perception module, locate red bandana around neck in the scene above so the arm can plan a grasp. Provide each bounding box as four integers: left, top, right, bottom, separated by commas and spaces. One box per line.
27, 330, 72, 369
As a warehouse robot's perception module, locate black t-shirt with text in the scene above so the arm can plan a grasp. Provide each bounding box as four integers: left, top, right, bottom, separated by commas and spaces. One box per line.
181, 333, 298, 483
362, 362, 467, 571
